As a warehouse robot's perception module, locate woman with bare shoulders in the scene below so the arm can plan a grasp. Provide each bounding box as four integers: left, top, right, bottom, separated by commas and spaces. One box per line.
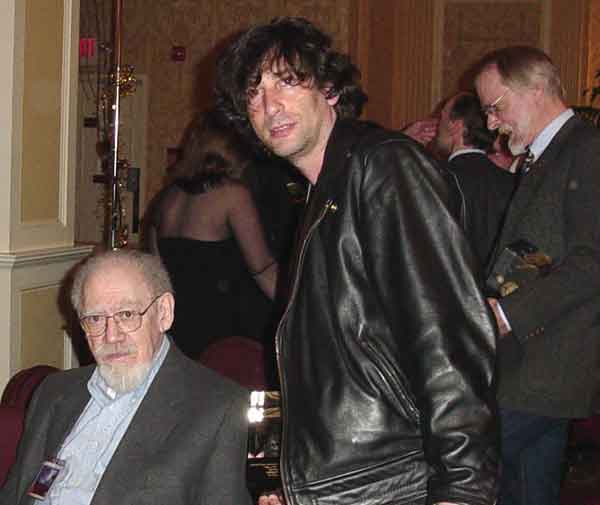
147, 109, 278, 359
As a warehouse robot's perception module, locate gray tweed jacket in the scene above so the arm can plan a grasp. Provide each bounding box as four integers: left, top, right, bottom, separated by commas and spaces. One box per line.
491, 115, 600, 418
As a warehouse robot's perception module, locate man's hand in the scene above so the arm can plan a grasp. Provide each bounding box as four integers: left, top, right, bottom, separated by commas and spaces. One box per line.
402, 118, 439, 146
258, 492, 284, 505
487, 297, 511, 337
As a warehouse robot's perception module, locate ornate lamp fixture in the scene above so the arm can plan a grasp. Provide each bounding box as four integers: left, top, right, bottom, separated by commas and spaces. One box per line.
105, 0, 137, 249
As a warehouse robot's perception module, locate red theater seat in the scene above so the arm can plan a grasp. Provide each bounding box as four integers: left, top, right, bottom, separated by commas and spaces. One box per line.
198, 336, 267, 390
0, 405, 25, 487
0, 365, 59, 486
1, 365, 59, 409
0, 405, 25, 486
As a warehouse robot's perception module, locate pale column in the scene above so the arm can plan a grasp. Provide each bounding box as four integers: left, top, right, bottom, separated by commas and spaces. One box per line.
0, 1, 17, 391
0, 0, 92, 392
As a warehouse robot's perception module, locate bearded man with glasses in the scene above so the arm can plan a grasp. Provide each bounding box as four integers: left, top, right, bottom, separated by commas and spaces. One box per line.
0, 249, 251, 505
475, 46, 600, 505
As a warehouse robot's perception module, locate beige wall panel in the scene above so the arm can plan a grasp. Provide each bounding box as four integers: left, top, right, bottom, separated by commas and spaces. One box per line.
20, 285, 64, 370
440, 0, 589, 106
550, 0, 589, 106
0, 245, 92, 391
354, 0, 435, 129
282, 0, 353, 53
585, 0, 600, 104
0, 267, 12, 390
21, 0, 63, 222
361, 1, 397, 127
442, 1, 542, 98
392, 0, 435, 127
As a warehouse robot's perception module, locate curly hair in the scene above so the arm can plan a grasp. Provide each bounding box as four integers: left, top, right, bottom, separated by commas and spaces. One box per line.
215, 17, 367, 149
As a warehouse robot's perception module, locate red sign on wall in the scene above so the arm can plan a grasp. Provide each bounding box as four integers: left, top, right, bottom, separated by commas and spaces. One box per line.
80, 38, 96, 58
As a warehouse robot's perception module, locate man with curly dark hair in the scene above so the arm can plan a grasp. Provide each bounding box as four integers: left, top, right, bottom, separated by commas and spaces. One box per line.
217, 17, 498, 505
216, 17, 366, 157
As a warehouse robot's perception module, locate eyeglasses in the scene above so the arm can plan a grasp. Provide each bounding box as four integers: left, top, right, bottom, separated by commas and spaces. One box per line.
79, 294, 163, 337
482, 90, 508, 116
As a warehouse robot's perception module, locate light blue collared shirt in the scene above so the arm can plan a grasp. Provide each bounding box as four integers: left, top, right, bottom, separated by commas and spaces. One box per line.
42, 337, 170, 505
528, 108, 574, 162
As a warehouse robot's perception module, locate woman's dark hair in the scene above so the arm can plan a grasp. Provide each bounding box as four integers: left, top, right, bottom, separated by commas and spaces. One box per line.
215, 17, 367, 149
173, 108, 251, 192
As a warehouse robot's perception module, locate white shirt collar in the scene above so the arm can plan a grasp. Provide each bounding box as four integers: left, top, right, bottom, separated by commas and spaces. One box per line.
448, 148, 487, 162
528, 108, 574, 162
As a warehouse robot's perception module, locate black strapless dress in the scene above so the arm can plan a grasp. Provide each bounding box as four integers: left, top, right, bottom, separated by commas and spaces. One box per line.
158, 237, 272, 358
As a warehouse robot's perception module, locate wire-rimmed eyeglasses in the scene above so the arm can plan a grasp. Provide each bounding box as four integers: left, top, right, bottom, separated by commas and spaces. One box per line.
482, 90, 508, 116
79, 294, 164, 337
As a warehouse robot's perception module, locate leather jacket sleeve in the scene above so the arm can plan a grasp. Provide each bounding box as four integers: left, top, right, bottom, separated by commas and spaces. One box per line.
358, 137, 499, 503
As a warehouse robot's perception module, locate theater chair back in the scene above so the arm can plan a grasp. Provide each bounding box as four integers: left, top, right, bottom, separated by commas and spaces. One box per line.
1, 364, 59, 409
198, 336, 267, 390
0, 365, 58, 487
0, 405, 25, 486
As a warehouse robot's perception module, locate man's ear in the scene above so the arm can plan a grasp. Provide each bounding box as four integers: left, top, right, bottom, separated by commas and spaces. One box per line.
157, 292, 175, 333
323, 86, 340, 106
327, 93, 340, 106
531, 84, 545, 103
449, 118, 463, 134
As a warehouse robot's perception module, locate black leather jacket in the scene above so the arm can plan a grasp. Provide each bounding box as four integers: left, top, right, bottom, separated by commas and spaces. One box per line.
277, 120, 499, 505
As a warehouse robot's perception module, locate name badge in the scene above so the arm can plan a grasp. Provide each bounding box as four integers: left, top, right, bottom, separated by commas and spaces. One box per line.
27, 458, 66, 501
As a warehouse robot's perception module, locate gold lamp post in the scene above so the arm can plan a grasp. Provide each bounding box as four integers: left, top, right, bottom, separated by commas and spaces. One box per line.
106, 0, 136, 249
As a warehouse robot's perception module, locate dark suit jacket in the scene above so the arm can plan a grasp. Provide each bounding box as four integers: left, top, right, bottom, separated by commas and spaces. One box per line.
0, 342, 251, 505
490, 116, 600, 418
446, 151, 515, 268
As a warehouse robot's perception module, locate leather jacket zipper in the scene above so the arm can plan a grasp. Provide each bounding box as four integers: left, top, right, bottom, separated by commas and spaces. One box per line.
275, 198, 336, 505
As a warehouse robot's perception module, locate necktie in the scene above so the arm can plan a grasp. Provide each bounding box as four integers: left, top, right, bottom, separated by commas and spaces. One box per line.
518, 148, 534, 177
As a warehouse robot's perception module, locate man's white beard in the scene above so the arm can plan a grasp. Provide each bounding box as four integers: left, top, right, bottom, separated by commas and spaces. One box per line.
95, 343, 153, 394
507, 136, 528, 156
98, 360, 152, 394
499, 121, 530, 156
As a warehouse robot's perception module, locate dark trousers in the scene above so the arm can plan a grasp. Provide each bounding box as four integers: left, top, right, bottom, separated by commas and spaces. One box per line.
499, 407, 568, 505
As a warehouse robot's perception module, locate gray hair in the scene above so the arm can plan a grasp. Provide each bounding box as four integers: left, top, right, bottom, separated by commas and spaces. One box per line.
476, 46, 564, 99
71, 249, 173, 314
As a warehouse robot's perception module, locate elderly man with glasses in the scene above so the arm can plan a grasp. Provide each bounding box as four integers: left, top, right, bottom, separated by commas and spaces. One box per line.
0, 249, 251, 505
475, 46, 600, 505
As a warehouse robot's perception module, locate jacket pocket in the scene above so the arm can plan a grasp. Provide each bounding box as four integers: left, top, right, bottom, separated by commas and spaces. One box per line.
359, 337, 420, 427
292, 452, 429, 505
